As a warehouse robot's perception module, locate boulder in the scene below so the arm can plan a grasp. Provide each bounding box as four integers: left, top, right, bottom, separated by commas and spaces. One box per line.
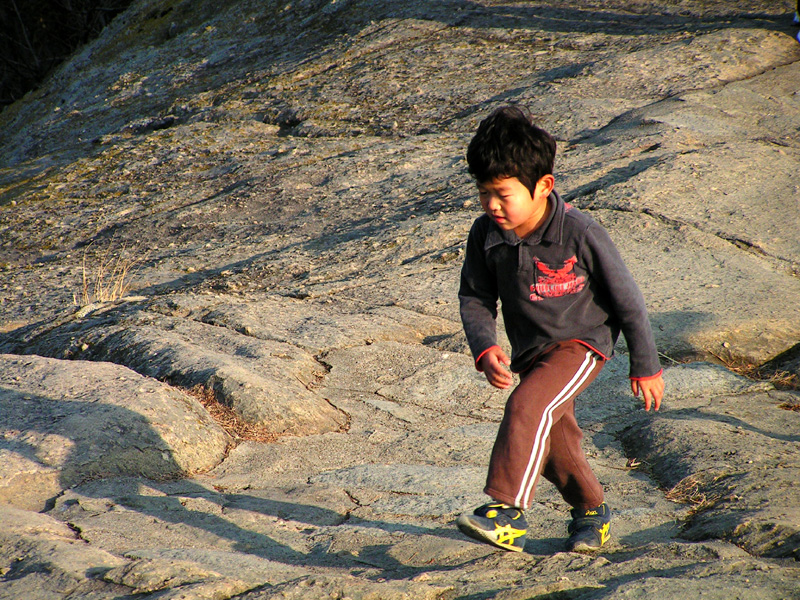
0, 354, 231, 510
619, 385, 800, 559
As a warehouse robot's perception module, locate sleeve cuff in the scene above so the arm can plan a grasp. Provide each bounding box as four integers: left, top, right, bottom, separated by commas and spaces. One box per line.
475, 345, 501, 372
630, 369, 663, 382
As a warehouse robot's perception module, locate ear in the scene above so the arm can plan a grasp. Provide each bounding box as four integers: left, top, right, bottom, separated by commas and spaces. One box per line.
535, 174, 555, 198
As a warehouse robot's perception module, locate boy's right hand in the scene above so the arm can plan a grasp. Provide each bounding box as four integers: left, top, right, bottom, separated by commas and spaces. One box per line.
479, 347, 514, 389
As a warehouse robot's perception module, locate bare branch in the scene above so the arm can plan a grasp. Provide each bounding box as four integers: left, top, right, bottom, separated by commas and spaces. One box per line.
9, 0, 40, 69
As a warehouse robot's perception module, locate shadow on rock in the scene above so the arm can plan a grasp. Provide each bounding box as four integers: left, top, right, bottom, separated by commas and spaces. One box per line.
55, 476, 465, 576
617, 389, 800, 560
0, 353, 461, 582
0, 354, 228, 512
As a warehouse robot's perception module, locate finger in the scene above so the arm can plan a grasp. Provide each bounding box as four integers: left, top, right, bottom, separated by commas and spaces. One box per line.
495, 370, 513, 385
489, 359, 506, 377
631, 381, 640, 397
653, 389, 663, 412
486, 366, 511, 389
490, 374, 512, 389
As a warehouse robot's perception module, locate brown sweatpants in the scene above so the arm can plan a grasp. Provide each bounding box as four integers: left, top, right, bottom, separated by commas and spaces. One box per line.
484, 341, 606, 511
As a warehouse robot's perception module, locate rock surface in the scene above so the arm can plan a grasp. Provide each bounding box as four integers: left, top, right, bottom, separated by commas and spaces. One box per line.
1, 0, 800, 598
0, 353, 231, 511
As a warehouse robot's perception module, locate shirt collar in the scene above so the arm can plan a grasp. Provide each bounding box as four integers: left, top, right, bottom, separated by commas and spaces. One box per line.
484, 190, 565, 249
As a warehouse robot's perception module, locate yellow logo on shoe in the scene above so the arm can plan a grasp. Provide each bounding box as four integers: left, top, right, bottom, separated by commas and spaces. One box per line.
494, 523, 527, 548
599, 522, 611, 545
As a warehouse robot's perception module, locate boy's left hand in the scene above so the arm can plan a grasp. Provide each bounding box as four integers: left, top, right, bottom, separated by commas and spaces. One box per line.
631, 375, 664, 412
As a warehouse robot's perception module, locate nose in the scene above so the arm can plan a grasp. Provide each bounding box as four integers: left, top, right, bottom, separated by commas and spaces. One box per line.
486, 195, 501, 212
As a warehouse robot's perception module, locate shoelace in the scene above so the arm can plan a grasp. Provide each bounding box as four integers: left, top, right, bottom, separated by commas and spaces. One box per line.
569, 512, 607, 532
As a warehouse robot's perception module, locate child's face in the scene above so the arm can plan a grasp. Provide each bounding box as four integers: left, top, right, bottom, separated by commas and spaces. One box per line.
477, 175, 553, 239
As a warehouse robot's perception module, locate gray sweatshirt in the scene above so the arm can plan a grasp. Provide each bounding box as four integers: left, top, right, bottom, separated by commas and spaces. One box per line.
459, 191, 662, 380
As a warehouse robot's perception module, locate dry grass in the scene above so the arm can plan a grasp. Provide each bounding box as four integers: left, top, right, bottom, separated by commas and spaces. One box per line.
74, 244, 144, 306
665, 471, 733, 517
184, 384, 279, 443
767, 372, 799, 390
706, 347, 799, 391
665, 474, 709, 506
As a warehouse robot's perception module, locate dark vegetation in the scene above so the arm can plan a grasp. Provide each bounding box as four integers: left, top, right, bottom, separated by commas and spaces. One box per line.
0, 0, 132, 109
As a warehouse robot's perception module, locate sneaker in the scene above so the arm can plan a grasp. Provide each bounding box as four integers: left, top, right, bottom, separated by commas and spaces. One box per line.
565, 503, 612, 552
456, 502, 527, 552
794, 11, 800, 25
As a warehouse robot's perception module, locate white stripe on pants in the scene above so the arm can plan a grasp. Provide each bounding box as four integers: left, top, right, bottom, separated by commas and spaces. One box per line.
513, 351, 597, 508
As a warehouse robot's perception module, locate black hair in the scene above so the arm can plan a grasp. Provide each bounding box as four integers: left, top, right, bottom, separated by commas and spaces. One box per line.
466, 105, 556, 194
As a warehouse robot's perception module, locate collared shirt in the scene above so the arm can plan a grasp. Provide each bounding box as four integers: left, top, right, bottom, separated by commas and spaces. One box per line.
459, 191, 662, 380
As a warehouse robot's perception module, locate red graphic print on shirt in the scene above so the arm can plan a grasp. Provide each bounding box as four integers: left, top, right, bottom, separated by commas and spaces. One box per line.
530, 255, 586, 301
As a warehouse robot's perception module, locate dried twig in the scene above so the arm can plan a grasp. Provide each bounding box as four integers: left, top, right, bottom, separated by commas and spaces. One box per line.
778, 401, 800, 412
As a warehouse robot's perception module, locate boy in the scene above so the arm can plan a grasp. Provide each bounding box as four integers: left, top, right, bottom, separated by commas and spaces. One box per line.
456, 106, 664, 553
